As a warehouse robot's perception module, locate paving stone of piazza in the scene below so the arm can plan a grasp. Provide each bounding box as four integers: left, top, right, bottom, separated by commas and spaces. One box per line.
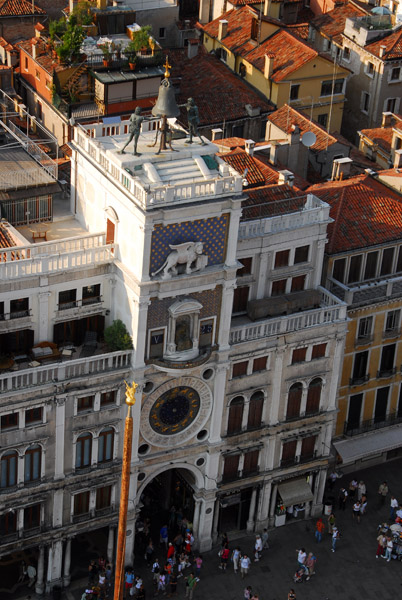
13, 458, 402, 600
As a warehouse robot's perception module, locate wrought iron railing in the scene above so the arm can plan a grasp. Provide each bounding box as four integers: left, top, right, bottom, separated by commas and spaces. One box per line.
344, 411, 402, 436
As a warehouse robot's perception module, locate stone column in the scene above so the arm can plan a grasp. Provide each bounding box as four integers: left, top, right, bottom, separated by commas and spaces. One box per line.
45, 545, 53, 593
131, 297, 150, 370
218, 282, 236, 350
125, 516, 136, 566
197, 494, 216, 552
107, 525, 115, 563
246, 487, 258, 532
255, 481, 271, 529
269, 484, 278, 519
256, 251, 270, 299
38, 291, 51, 341
212, 498, 220, 544
35, 545, 45, 595
311, 469, 327, 517
54, 397, 66, 479
51, 539, 63, 582
192, 497, 202, 540
209, 365, 228, 443
63, 538, 72, 587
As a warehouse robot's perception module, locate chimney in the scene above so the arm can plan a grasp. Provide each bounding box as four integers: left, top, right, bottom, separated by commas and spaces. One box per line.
379, 45, 386, 58
290, 124, 301, 145
270, 141, 278, 165
245, 139, 255, 156
264, 53, 274, 79
263, 0, 270, 16
394, 149, 402, 169
187, 39, 199, 59
218, 20, 228, 40
382, 111, 394, 127
278, 170, 295, 187
32, 39, 38, 60
332, 157, 353, 180
211, 128, 223, 141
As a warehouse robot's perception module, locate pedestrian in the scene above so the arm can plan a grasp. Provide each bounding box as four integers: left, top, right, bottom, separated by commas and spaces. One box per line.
352, 500, 361, 523
357, 480, 366, 501
137, 584, 146, 600
338, 488, 348, 510
125, 568, 135, 596
397, 504, 402, 521
152, 560, 160, 587
145, 540, 155, 567
18, 560, 27, 583
177, 553, 186, 578
360, 495, 368, 516
89, 560, 98, 585
288, 590, 296, 600
219, 544, 230, 570
296, 548, 308, 573
383, 536, 393, 562
168, 571, 178, 597
305, 552, 316, 580
156, 573, 166, 596
240, 554, 251, 578
167, 543, 175, 563
27, 564, 36, 588
254, 534, 263, 561
221, 532, 228, 548
184, 573, 197, 600
98, 556, 106, 571
173, 533, 182, 555
378, 481, 389, 507
244, 586, 252, 600
390, 495, 398, 521
232, 547, 241, 573
250, 595, 259, 600
315, 517, 324, 542
164, 563, 171, 586
349, 478, 357, 499
328, 471, 337, 490
105, 563, 112, 587
194, 555, 202, 578
160, 525, 168, 549
331, 526, 340, 552
327, 512, 335, 535
376, 532, 387, 558
261, 528, 269, 549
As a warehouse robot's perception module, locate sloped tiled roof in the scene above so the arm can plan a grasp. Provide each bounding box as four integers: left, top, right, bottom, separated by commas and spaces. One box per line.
201, 6, 266, 57
311, 1, 367, 44
359, 127, 393, 153
18, 37, 66, 74
307, 175, 402, 254
285, 23, 309, 41
245, 29, 318, 82
366, 29, 402, 60
167, 48, 274, 127
0, 222, 16, 248
268, 104, 343, 151
229, 0, 261, 5
218, 147, 279, 187
0, 0, 46, 16
242, 184, 303, 221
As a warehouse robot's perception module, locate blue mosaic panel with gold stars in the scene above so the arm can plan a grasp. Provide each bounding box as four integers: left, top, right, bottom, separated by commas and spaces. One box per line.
150, 215, 229, 275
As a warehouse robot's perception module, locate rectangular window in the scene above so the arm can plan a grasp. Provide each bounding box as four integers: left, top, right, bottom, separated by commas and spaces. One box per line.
362, 92, 370, 113
35, 70, 40, 80
275, 250, 290, 268
82, 284, 101, 305
0, 511, 16, 535
317, 113, 328, 128
379, 344, 396, 376
366, 62, 374, 76
271, 279, 287, 296
74, 491, 90, 515
343, 47, 350, 60
364, 251, 378, 279
380, 247, 395, 276
321, 78, 344, 96
294, 245, 309, 264
221, 48, 228, 63
149, 329, 165, 358
346, 393, 363, 431
292, 347, 307, 364
25, 407, 43, 426
199, 318, 214, 348
77, 396, 94, 413
385, 309, 400, 333
24, 503, 41, 530
10, 297, 29, 318
45, 79, 51, 90
1, 413, 18, 430
291, 275, 306, 292
332, 257, 346, 283
352, 351, 369, 382
300, 435, 316, 460
58, 289, 77, 310
252, 356, 267, 372
397, 246, 402, 272
386, 98, 397, 113
232, 361, 248, 378
243, 450, 259, 476
357, 316, 373, 340
290, 84, 300, 101
159, 27, 166, 39
222, 454, 240, 482
348, 255, 362, 283
24, 57, 28, 70
375, 387, 389, 423
312, 343, 326, 359
100, 391, 115, 407
96, 485, 112, 510
232, 286, 249, 312
238, 257, 253, 276
281, 440, 297, 466
391, 67, 400, 81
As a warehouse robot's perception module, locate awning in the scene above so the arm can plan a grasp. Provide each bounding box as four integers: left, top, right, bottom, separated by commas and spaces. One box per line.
278, 478, 314, 507
333, 425, 402, 464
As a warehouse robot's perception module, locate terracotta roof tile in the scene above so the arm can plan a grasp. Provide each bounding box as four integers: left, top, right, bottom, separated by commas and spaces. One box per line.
366, 29, 402, 60
267, 104, 340, 151
307, 175, 402, 253
0, 222, 16, 248
285, 23, 309, 41
245, 29, 318, 82
359, 126, 393, 153
167, 48, 274, 127
218, 147, 279, 187
242, 184, 304, 221
311, 1, 368, 40
0, 0, 45, 16
201, 6, 263, 57
18, 37, 65, 74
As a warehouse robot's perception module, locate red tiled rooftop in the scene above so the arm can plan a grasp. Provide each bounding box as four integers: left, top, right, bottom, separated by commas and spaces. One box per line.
0, 0, 46, 16
359, 127, 393, 153
307, 175, 402, 253
285, 23, 309, 41
242, 184, 303, 221
201, 6, 266, 57
218, 148, 279, 187
311, 1, 367, 42
366, 29, 402, 60
245, 29, 318, 82
167, 48, 274, 127
18, 37, 66, 74
0, 222, 16, 249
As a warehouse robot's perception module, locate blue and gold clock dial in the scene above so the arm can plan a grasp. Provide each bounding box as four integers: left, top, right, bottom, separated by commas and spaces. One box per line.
149, 386, 201, 435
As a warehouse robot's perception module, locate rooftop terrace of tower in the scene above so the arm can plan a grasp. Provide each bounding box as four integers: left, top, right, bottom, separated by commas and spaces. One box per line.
72, 119, 244, 210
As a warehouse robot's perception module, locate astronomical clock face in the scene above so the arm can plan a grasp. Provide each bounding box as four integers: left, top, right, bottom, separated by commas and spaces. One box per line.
141, 377, 212, 447
149, 386, 201, 435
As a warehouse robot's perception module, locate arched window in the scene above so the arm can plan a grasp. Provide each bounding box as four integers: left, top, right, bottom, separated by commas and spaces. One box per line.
1, 450, 18, 488
286, 383, 302, 420
24, 445, 42, 482
98, 427, 114, 463
227, 396, 244, 435
247, 391, 264, 430
76, 433, 92, 469
306, 378, 322, 415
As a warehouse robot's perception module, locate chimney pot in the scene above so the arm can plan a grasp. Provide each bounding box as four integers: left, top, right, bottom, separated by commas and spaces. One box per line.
245, 139, 255, 156
218, 19, 228, 40
264, 53, 274, 79
211, 128, 223, 141
278, 169, 295, 186
379, 45, 386, 58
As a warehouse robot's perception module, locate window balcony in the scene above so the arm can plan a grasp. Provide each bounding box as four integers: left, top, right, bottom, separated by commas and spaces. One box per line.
349, 373, 370, 386
280, 457, 298, 468
355, 334, 374, 347
344, 410, 402, 436
0, 310, 32, 333
383, 328, 400, 340
72, 512, 90, 524
377, 367, 396, 379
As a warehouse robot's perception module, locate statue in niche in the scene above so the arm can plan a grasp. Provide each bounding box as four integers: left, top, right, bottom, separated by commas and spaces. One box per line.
175, 316, 192, 351
151, 241, 208, 279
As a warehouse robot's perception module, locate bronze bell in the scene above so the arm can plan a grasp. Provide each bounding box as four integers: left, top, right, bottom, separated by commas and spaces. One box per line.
152, 78, 180, 119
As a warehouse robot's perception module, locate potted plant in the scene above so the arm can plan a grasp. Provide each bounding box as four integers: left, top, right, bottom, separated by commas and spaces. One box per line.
125, 25, 152, 70
100, 42, 112, 67
104, 320, 133, 351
